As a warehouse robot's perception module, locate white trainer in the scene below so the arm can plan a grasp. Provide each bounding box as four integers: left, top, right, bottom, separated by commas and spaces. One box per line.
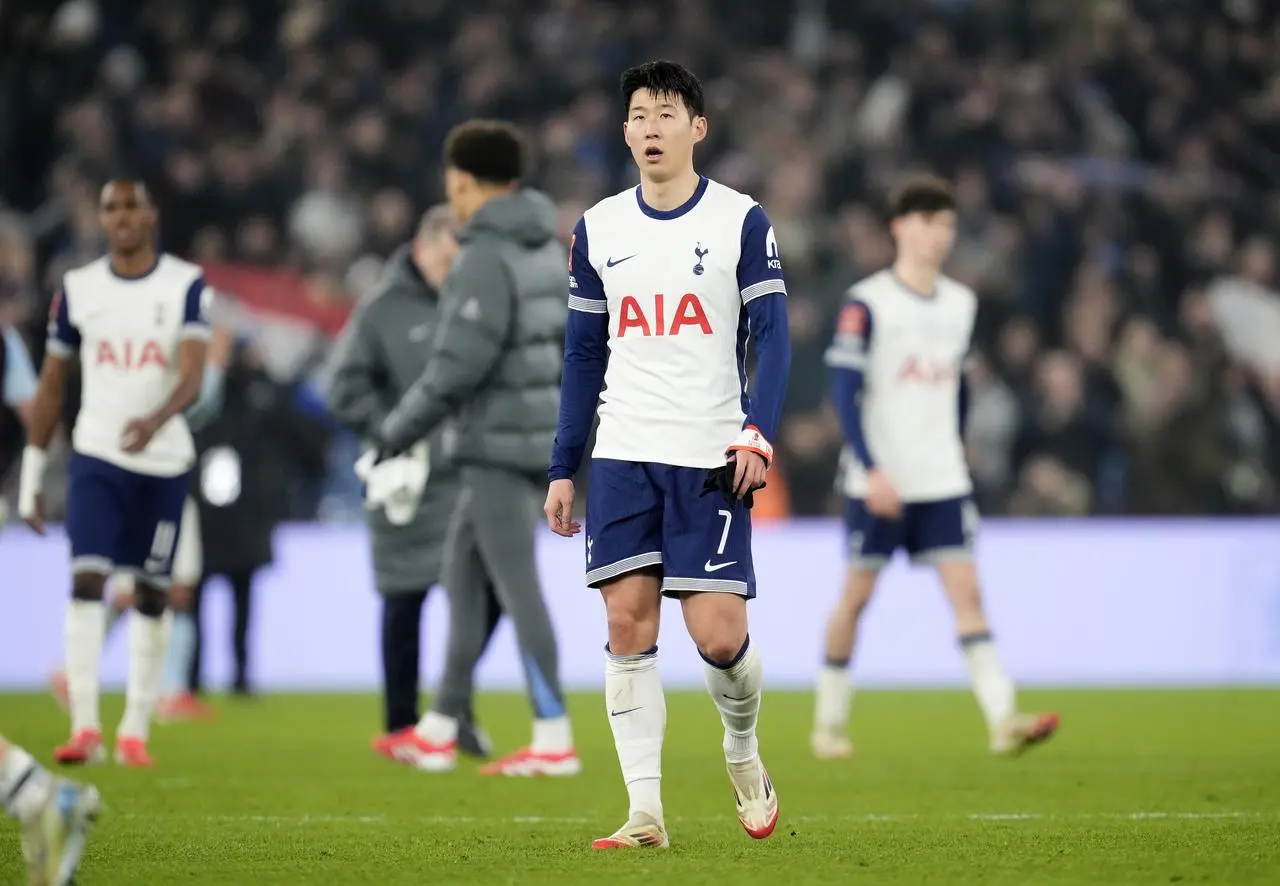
590, 812, 670, 849
811, 727, 855, 759
21, 778, 102, 886
726, 757, 779, 839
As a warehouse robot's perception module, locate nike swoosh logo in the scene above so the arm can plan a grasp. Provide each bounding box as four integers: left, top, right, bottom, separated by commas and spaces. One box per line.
606, 254, 637, 268
704, 560, 738, 572
610, 707, 642, 717
722, 694, 750, 701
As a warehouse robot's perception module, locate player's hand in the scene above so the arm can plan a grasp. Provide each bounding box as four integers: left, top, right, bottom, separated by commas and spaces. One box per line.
730, 451, 768, 499
865, 469, 903, 519
120, 416, 162, 453
544, 479, 580, 537
21, 492, 46, 535
18, 445, 47, 534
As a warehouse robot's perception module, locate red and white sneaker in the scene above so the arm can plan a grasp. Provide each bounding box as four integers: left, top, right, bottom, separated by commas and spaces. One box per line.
156, 693, 216, 723
49, 669, 70, 713
478, 747, 581, 777
727, 757, 778, 839
372, 728, 457, 772
114, 736, 154, 768
591, 812, 669, 849
992, 712, 1061, 756
53, 729, 105, 766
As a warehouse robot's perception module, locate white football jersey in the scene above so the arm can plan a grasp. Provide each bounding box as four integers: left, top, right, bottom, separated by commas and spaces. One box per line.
49, 254, 211, 477
569, 177, 787, 469
826, 269, 975, 501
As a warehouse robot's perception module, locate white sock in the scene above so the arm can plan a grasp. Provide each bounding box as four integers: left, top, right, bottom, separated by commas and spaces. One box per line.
814, 661, 851, 731
416, 710, 459, 745
605, 646, 665, 823
531, 716, 573, 754
64, 599, 107, 733
119, 610, 170, 741
0, 744, 52, 823
961, 632, 1016, 729
702, 636, 763, 763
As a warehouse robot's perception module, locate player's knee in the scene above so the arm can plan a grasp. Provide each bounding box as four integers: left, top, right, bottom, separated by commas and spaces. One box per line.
170, 583, 194, 612
697, 634, 747, 667
71, 572, 107, 602
133, 582, 169, 617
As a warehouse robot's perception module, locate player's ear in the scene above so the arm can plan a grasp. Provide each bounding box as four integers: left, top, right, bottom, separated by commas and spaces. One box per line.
691, 115, 708, 144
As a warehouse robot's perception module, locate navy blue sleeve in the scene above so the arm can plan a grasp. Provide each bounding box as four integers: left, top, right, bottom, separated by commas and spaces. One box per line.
548, 218, 608, 482
736, 203, 787, 304
181, 277, 210, 336
743, 295, 790, 442
46, 289, 80, 356
737, 204, 790, 442
825, 298, 875, 468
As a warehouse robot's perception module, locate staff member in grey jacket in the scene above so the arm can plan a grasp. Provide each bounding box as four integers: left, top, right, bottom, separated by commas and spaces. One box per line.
373, 121, 577, 775
326, 205, 494, 759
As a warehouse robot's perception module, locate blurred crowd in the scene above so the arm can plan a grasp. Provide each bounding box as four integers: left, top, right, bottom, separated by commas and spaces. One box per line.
3, 0, 1280, 518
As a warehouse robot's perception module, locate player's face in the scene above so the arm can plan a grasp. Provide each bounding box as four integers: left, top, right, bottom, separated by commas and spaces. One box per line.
895, 210, 956, 267
99, 182, 156, 254
623, 89, 707, 183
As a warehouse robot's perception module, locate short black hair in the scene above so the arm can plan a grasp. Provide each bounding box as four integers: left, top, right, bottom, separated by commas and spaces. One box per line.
443, 119, 527, 186
621, 60, 705, 118
887, 173, 955, 222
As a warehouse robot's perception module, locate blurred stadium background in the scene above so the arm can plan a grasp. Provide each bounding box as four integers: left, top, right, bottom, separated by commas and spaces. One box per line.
2, 3, 1279, 884
2, 0, 1280, 690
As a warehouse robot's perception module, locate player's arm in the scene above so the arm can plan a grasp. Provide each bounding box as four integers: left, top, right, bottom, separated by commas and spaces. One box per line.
730, 204, 792, 496
376, 246, 511, 455
322, 302, 393, 439
824, 297, 876, 469
122, 278, 209, 452
2, 327, 38, 426
545, 219, 607, 536
19, 290, 79, 531
184, 324, 231, 433
549, 218, 608, 482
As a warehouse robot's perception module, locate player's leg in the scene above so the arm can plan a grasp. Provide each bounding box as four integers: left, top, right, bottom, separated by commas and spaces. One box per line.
157, 497, 212, 722
55, 454, 123, 765
113, 470, 189, 766
1, 734, 102, 886
915, 498, 1060, 754
49, 573, 130, 714
228, 569, 255, 694
812, 498, 899, 758
462, 466, 576, 775
587, 459, 668, 849
380, 590, 427, 736
663, 467, 776, 840
402, 502, 502, 770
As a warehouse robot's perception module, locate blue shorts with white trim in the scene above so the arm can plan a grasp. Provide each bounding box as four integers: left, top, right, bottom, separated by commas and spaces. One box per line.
843, 495, 978, 569
584, 458, 756, 598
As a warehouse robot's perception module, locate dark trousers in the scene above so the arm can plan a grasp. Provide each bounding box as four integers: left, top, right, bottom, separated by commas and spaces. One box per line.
381, 589, 431, 733
190, 569, 256, 694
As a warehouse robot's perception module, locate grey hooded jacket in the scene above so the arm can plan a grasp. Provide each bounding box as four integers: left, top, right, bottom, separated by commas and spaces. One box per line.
324, 245, 459, 593
378, 189, 567, 477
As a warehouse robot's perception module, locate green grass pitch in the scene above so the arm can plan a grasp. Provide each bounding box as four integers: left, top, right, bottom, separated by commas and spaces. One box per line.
2, 689, 1278, 885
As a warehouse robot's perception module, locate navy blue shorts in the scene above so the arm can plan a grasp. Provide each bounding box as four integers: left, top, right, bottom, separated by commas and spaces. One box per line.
843, 495, 978, 569
585, 458, 756, 598
65, 452, 191, 582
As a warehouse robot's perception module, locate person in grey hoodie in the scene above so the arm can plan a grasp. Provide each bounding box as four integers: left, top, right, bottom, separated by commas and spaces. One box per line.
372, 120, 577, 775
325, 205, 494, 759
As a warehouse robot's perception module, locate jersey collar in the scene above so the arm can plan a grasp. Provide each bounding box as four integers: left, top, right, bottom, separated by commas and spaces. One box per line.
635, 175, 709, 221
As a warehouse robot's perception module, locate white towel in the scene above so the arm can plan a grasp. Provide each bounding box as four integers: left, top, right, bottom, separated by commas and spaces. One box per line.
355, 441, 430, 526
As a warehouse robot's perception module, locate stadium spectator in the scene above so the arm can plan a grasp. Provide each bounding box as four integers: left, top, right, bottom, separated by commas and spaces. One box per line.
2, 0, 1279, 518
